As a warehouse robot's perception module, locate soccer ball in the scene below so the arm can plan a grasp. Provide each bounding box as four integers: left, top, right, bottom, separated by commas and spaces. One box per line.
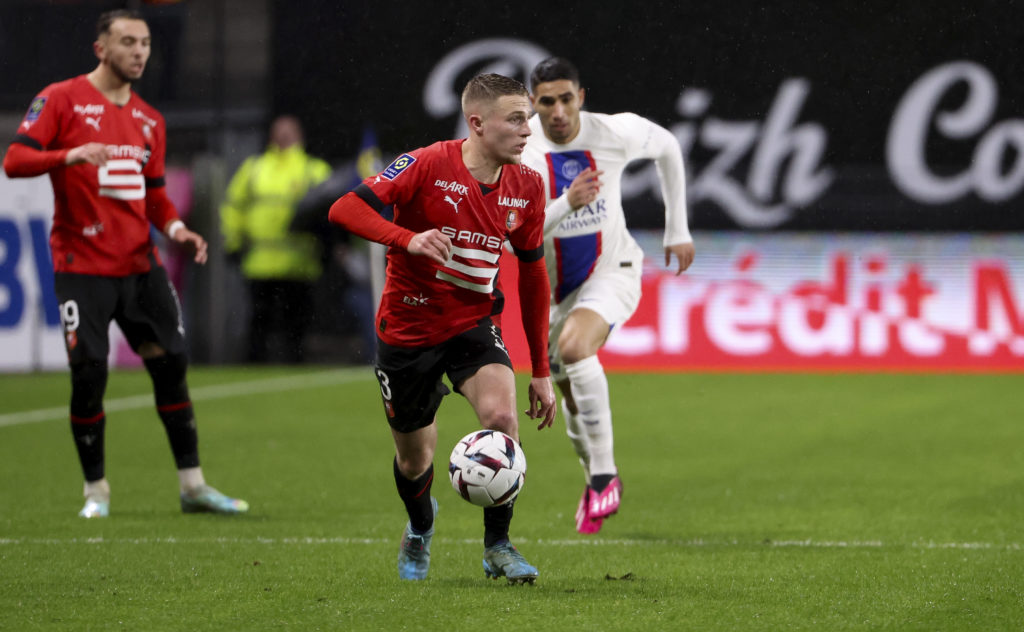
448, 429, 526, 507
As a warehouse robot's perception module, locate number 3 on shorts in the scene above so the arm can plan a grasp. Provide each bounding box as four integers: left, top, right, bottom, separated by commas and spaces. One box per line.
376, 368, 392, 401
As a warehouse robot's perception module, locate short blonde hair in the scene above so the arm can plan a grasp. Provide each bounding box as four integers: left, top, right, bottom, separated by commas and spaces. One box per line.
461, 73, 529, 115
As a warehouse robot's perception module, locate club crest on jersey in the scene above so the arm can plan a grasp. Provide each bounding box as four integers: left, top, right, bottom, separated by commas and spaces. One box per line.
381, 153, 416, 180
25, 97, 46, 123
505, 210, 519, 230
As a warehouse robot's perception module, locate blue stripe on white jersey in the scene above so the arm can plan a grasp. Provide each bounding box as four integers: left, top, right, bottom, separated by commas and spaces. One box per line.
544, 150, 596, 199
554, 232, 602, 303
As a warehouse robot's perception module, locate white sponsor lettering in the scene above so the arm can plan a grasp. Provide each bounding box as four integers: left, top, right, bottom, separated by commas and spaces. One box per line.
105, 144, 151, 164
622, 79, 833, 229
73, 104, 105, 116
132, 108, 157, 128
424, 39, 1022, 230
440, 226, 503, 251
887, 60, 1024, 204
434, 179, 469, 195
498, 195, 529, 209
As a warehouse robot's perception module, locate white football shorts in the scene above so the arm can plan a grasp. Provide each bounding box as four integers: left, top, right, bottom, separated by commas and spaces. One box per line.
548, 263, 642, 381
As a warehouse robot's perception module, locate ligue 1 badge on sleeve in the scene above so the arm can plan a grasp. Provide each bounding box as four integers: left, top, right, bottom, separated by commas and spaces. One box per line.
381, 153, 416, 181
26, 96, 47, 123
505, 209, 518, 230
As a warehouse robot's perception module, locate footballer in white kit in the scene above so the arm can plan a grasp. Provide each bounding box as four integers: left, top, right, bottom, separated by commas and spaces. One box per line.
522, 57, 694, 534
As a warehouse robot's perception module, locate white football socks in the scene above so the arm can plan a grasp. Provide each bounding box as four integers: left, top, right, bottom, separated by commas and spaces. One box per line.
178, 466, 206, 493
83, 478, 110, 502
562, 397, 591, 482
564, 355, 616, 477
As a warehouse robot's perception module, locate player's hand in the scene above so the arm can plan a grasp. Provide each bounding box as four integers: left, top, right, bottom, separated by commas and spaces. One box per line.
65, 142, 110, 167
665, 242, 695, 275
407, 229, 452, 265
525, 376, 556, 430
171, 226, 209, 264
566, 168, 604, 210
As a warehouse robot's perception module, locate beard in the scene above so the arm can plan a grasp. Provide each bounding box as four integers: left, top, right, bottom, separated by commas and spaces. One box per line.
109, 59, 144, 83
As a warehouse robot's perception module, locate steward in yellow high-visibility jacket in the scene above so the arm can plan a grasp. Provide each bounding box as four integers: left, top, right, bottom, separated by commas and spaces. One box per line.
221, 130, 331, 281
220, 115, 331, 362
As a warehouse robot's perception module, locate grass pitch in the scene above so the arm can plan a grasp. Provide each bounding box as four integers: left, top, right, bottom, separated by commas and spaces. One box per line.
1, 367, 1022, 630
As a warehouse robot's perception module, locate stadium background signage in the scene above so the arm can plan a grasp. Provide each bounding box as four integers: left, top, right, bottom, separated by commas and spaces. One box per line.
0, 173, 191, 372
0, 174, 65, 371
272, 4, 1024, 232
498, 233, 1024, 372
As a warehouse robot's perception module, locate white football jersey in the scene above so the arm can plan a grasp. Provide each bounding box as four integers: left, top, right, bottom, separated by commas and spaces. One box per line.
522, 110, 691, 304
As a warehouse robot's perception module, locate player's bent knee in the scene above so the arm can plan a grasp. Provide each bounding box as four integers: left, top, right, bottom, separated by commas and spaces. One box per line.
481, 409, 518, 436
558, 331, 602, 365
559, 341, 594, 365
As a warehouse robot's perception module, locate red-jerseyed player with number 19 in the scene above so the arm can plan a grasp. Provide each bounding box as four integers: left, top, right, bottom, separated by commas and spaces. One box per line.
3, 9, 248, 519
328, 73, 556, 584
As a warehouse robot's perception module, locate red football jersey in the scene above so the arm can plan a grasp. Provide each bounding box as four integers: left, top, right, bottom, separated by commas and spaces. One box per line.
13, 75, 171, 276
365, 139, 546, 347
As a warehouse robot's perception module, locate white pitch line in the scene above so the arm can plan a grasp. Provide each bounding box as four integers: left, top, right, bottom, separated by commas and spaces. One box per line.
0, 536, 1020, 550
0, 367, 374, 429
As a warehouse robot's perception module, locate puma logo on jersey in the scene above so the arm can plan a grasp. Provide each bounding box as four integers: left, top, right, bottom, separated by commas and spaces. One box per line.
444, 195, 462, 213
85, 116, 101, 132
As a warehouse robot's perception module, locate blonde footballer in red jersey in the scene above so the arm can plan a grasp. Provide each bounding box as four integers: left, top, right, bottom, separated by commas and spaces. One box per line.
329, 74, 555, 583
3, 10, 246, 518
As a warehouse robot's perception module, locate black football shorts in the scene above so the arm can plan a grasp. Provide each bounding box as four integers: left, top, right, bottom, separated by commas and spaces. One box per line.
373, 317, 513, 433
53, 267, 187, 364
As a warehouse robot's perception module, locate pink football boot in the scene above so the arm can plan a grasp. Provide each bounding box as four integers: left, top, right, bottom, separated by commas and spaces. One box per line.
575, 486, 604, 534
588, 476, 622, 520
